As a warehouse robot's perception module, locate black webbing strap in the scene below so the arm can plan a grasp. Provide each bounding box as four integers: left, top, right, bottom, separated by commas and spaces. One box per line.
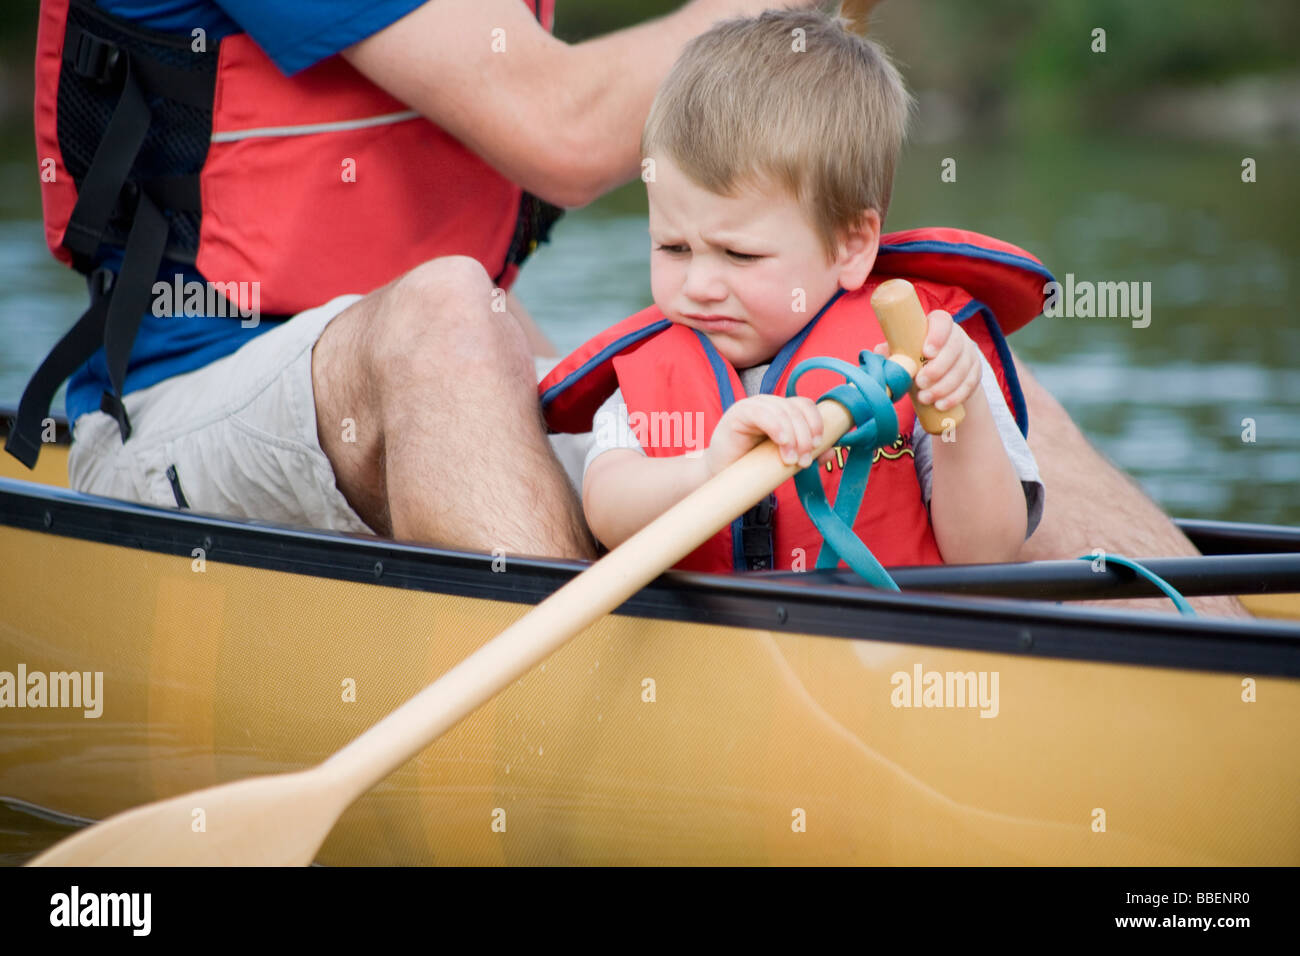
3, 185, 169, 467
117, 48, 212, 110
4, 270, 113, 468
6, 14, 191, 466
64, 20, 213, 108
100, 190, 170, 443
61, 51, 152, 266
142, 174, 201, 212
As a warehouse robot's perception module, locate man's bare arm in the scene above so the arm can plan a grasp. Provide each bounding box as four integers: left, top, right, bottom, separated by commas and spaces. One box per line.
343, 0, 814, 208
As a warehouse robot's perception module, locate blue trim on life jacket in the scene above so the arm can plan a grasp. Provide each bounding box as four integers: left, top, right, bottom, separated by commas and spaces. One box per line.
693, 330, 740, 411
759, 288, 846, 396
692, 329, 748, 571
539, 318, 672, 411
952, 299, 1029, 438
878, 240, 1056, 283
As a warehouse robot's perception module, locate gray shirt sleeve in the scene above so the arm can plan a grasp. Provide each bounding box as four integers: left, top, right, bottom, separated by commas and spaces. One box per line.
912, 351, 1044, 539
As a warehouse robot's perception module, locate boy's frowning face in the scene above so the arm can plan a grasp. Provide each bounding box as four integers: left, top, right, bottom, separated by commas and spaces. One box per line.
646, 154, 877, 369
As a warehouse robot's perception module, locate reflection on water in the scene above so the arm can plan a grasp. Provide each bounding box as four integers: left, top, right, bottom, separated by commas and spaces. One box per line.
1, 138, 1297, 529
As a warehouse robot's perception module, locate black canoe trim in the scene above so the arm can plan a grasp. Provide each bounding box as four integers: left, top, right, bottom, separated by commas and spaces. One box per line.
3, 477, 1299, 678
760, 551, 1300, 598
3, 405, 1297, 557
1168, 518, 1300, 556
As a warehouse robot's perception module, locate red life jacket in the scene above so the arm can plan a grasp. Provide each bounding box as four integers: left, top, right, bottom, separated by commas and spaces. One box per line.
10, 0, 558, 468
35, 0, 557, 303
539, 228, 1052, 573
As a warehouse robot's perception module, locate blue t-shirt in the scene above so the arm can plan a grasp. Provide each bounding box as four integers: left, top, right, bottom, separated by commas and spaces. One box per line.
65, 0, 426, 424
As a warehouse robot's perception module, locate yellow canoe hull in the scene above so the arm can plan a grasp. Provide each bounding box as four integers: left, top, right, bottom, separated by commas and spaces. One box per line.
2, 521, 1298, 864
2, 443, 1298, 864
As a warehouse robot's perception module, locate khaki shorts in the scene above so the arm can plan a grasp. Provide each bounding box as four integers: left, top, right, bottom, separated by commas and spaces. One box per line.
68, 295, 374, 532
68, 297, 577, 534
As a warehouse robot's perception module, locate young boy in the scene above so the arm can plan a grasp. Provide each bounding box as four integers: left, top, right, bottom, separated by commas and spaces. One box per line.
549, 10, 1044, 571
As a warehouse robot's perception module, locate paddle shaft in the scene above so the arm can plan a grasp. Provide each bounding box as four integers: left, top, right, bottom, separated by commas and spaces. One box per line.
320, 285, 932, 803
27, 283, 931, 866
322, 401, 857, 800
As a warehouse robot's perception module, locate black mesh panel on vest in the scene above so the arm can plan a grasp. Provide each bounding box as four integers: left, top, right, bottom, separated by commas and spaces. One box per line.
57, 0, 217, 267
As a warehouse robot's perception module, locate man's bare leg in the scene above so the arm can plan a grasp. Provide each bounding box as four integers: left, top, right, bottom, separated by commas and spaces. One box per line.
312, 256, 594, 559
1012, 351, 1248, 617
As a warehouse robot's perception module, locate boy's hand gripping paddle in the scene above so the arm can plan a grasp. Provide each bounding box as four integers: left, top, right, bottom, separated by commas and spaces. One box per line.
871, 278, 966, 434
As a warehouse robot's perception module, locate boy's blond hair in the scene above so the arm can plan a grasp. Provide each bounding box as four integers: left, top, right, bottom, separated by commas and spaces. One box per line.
642, 8, 911, 259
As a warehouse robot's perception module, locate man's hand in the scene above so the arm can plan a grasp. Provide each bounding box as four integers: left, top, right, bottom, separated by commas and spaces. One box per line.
344, 0, 823, 209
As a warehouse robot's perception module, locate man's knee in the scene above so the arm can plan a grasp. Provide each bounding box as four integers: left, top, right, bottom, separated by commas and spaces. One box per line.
397, 255, 494, 305
371, 256, 531, 381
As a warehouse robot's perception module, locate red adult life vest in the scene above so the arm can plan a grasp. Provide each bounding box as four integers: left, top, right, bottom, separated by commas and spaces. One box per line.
539, 228, 1052, 574
34, 0, 557, 305
9, 0, 559, 468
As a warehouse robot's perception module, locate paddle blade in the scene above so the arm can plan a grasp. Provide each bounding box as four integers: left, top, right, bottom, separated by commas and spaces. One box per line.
28, 769, 344, 866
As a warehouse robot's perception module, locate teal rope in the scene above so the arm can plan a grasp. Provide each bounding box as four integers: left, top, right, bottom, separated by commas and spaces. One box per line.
785, 352, 1199, 615
784, 350, 910, 590
1075, 554, 1197, 616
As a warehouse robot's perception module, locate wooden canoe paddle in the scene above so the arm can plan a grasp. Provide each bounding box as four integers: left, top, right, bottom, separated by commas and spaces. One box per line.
872, 277, 966, 434
30, 279, 942, 866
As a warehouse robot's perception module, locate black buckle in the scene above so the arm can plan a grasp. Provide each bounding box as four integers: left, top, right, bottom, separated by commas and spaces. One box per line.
740, 494, 776, 571
72, 30, 123, 85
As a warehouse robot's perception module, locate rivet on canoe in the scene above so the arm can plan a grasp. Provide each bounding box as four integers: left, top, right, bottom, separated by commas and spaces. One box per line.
43, 510, 52, 528
373, 560, 384, 579
1018, 629, 1034, 650
776, 606, 788, 625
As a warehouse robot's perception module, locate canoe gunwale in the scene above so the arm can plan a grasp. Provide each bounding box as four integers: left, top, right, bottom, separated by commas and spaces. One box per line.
1173, 518, 1300, 555
4, 476, 1299, 678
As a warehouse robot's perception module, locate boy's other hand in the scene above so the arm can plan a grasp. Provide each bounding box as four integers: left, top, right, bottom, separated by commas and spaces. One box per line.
705, 395, 832, 477
873, 309, 982, 412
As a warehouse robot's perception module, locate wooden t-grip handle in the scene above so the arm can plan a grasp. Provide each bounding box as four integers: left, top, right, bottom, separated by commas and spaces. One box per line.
870, 278, 965, 435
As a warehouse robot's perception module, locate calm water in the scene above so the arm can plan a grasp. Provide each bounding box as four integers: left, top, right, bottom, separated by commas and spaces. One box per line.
0, 136, 1297, 526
